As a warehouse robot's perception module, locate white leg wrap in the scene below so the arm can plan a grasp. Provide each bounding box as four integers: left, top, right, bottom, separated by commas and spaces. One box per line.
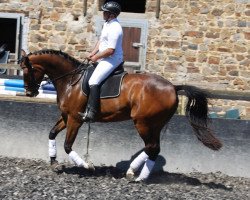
130, 151, 149, 172
48, 139, 57, 158
69, 151, 89, 169
136, 159, 155, 181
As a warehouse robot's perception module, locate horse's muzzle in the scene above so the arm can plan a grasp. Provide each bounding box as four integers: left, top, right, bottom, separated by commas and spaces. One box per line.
25, 89, 39, 97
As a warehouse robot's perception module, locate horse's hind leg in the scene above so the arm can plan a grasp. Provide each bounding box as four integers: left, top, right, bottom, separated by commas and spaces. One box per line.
126, 121, 161, 181
48, 116, 66, 167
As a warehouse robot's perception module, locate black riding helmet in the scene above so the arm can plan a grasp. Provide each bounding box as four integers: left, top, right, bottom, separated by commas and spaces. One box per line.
101, 1, 121, 16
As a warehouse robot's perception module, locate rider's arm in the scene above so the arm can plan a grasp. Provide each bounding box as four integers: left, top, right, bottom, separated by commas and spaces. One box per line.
90, 48, 114, 62
90, 22, 121, 62
88, 40, 101, 59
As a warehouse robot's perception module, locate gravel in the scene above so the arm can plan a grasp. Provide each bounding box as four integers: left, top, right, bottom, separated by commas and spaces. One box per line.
0, 156, 249, 200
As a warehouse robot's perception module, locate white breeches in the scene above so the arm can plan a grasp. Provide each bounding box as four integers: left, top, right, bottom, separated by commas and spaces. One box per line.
88, 57, 122, 86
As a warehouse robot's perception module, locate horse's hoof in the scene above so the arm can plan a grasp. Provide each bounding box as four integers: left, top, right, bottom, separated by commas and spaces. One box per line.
87, 161, 95, 171
135, 177, 144, 182
50, 160, 62, 172
126, 173, 134, 180
128, 179, 143, 184
126, 168, 135, 180
51, 160, 59, 168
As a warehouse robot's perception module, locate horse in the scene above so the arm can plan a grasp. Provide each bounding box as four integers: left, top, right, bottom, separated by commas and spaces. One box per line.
19, 49, 222, 181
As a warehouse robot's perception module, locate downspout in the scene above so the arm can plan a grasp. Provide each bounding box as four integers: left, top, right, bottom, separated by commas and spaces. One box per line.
156, 0, 161, 19
83, 0, 88, 16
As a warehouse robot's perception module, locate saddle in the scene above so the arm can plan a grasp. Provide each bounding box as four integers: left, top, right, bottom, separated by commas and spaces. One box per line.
82, 62, 127, 99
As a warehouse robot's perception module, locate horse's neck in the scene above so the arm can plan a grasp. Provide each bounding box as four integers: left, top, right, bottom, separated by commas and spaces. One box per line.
32, 54, 77, 92
33, 55, 74, 79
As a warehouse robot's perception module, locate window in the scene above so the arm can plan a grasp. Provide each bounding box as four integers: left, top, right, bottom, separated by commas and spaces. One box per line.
0, 18, 17, 53
0, 13, 24, 75
0, 13, 23, 60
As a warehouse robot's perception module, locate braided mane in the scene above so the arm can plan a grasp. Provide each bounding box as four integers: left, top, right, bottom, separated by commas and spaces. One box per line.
28, 49, 82, 67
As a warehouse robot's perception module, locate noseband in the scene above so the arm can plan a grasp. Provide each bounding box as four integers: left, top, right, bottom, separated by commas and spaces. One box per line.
20, 56, 40, 96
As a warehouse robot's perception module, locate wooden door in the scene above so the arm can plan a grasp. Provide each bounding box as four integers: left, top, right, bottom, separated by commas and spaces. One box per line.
95, 17, 148, 71
122, 27, 141, 63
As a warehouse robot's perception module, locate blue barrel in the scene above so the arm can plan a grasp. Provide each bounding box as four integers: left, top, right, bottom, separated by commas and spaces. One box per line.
41, 83, 55, 91
5, 86, 24, 92
4, 79, 24, 88
225, 109, 240, 119
41, 90, 57, 94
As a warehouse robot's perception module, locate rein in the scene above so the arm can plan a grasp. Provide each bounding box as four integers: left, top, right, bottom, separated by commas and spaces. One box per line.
42, 61, 88, 87
22, 55, 89, 89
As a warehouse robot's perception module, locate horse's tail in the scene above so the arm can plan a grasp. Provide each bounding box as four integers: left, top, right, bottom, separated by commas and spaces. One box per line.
175, 85, 222, 151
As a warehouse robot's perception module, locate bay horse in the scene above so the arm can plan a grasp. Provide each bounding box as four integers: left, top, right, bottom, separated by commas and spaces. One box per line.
19, 49, 222, 181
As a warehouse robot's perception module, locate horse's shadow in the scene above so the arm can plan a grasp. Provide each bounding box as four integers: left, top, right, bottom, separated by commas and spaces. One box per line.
55, 150, 232, 191
148, 171, 232, 191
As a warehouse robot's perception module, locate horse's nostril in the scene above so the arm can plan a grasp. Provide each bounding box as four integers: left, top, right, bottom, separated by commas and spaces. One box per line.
25, 89, 39, 97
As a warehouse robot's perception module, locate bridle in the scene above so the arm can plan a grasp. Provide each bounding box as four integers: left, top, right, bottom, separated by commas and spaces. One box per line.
19, 56, 40, 96
42, 63, 87, 87
19, 55, 89, 96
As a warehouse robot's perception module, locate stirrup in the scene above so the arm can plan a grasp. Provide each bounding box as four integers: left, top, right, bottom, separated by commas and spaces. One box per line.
78, 111, 87, 118
78, 110, 96, 122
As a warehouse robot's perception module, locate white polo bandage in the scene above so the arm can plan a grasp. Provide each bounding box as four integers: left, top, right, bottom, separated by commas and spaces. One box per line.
136, 159, 155, 181
130, 151, 149, 172
69, 151, 89, 169
48, 139, 57, 157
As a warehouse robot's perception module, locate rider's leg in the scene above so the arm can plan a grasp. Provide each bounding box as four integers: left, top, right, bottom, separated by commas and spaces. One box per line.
80, 58, 121, 121
81, 84, 100, 121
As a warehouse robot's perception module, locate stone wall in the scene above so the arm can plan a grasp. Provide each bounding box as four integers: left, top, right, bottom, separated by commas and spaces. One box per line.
0, 0, 249, 117
145, 0, 250, 118
146, 0, 249, 91
1, 0, 98, 59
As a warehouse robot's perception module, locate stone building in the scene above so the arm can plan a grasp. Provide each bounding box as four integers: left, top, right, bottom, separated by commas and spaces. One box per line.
0, 0, 249, 117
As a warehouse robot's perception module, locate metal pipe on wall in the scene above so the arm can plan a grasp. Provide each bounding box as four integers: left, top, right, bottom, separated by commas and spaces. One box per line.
83, 0, 88, 16
156, 0, 161, 19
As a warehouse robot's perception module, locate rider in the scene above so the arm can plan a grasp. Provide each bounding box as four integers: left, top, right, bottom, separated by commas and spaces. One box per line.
79, 1, 123, 122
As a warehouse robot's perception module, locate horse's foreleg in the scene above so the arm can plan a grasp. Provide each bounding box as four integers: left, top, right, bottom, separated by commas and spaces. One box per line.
48, 116, 66, 166
64, 117, 94, 170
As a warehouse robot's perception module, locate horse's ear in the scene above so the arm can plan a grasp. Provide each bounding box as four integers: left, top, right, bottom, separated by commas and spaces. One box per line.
21, 49, 27, 57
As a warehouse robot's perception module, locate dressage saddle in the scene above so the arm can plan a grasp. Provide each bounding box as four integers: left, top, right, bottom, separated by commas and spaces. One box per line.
82, 62, 127, 99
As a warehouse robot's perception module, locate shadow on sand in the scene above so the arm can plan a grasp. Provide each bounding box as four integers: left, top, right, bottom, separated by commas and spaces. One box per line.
55, 150, 232, 191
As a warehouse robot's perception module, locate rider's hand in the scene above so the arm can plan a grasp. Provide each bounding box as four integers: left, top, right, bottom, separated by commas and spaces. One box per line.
86, 53, 94, 60
90, 54, 98, 63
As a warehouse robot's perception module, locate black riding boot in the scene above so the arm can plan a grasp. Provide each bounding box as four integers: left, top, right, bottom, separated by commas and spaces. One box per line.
79, 85, 100, 122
